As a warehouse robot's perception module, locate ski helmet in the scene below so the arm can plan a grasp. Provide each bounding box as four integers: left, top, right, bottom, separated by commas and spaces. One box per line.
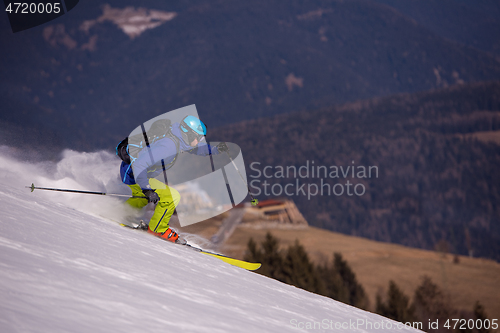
180, 115, 207, 143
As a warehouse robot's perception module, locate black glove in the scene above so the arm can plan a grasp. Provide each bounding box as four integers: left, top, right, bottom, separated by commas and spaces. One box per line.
142, 189, 160, 204
216, 142, 229, 153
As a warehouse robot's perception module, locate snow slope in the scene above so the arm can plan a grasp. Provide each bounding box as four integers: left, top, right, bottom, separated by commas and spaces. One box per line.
0, 149, 423, 333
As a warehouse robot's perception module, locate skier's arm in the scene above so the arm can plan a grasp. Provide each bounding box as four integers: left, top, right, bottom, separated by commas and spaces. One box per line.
120, 161, 136, 185
194, 142, 228, 156
131, 152, 153, 189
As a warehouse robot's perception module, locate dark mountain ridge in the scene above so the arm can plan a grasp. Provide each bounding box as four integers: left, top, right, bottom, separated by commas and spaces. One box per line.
1, 0, 500, 150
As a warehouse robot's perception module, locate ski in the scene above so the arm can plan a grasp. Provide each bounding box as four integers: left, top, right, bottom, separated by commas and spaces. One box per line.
119, 221, 261, 271
184, 244, 261, 271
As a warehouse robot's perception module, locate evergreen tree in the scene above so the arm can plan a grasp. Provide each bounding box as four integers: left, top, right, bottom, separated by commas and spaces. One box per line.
282, 240, 324, 294
244, 233, 284, 280
245, 238, 260, 263
473, 301, 490, 333
412, 276, 455, 329
376, 280, 416, 323
317, 263, 349, 303
333, 252, 369, 309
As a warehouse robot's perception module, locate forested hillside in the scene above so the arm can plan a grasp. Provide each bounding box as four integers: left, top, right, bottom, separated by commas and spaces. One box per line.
212, 81, 500, 261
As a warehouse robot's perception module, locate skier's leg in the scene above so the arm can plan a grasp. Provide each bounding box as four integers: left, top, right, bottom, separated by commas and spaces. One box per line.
125, 184, 149, 209
147, 178, 181, 234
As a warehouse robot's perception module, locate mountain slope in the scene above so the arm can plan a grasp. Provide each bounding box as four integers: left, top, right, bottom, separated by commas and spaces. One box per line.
0, 151, 422, 332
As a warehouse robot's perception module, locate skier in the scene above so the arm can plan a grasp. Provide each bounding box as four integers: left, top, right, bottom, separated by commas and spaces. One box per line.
117, 115, 228, 244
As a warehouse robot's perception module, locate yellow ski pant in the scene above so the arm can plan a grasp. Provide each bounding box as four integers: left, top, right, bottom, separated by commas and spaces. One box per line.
126, 178, 180, 234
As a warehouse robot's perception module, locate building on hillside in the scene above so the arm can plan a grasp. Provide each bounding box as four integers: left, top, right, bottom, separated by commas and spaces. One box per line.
210, 198, 308, 246
239, 198, 308, 228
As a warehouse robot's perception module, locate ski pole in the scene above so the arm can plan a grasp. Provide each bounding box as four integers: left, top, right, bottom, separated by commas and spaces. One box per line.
224, 151, 259, 206
26, 183, 147, 199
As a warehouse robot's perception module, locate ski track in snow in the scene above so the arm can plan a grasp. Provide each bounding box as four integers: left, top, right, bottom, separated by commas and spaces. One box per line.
0, 150, 423, 332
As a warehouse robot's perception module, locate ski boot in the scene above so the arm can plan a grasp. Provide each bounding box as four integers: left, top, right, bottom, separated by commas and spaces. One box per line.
148, 227, 187, 245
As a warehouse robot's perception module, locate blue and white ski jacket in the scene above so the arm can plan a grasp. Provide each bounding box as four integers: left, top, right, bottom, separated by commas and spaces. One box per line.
120, 122, 222, 189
